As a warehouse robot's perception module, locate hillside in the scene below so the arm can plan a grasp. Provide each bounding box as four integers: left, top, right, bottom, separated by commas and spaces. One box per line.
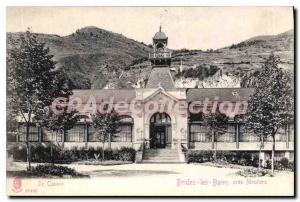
7, 26, 151, 89
124, 29, 294, 88
7, 27, 294, 89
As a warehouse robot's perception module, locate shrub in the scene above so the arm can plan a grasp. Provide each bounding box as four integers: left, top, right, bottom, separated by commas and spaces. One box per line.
30, 164, 86, 177
8, 144, 136, 163
237, 168, 270, 177
288, 161, 294, 171
264, 158, 293, 171
7, 145, 27, 161
186, 150, 214, 163
279, 157, 289, 168
186, 151, 262, 167
117, 147, 136, 161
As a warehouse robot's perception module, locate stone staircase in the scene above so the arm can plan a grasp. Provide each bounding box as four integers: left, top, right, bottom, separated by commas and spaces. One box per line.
142, 148, 182, 163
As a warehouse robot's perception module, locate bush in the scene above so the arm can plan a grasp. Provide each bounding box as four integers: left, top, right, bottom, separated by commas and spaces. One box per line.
30, 164, 86, 177
265, 157, 293, 171
8, 144, 136, 163
186, 150, 214, 163
186, 151, 262, 167
7, 145, 27, 161
279, 157, 289, 168
288, 161, 294, 171
237, 168, 270, 177
117, 147, 136, 161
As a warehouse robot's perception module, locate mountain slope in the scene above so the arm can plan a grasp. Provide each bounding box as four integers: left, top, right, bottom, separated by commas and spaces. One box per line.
123, 29, 293, 88
7, 27, 293, 89
7, 26, 151, 89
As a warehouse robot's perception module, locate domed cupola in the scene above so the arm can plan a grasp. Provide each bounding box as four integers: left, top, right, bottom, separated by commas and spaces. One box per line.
149, 26, 171, 66
146, 26, 174, 89
153, 26, 168, 40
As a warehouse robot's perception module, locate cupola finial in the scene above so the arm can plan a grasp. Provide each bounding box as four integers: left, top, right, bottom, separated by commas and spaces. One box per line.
159, 25, 162, 32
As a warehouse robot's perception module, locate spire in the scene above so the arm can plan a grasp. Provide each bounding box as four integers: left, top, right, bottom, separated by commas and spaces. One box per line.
159, 25, 162, 32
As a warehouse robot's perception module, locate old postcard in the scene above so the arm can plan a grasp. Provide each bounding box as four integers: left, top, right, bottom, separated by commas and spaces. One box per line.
6, 7, 294, 196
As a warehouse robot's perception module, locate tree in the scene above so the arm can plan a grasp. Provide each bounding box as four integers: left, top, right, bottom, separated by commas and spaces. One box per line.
91, 108, 121, 160
7, 30, 72, 170
235, 114, 264, 169
38, 101, 79, 165
203, 111, 229, 160
245, 54, 293, 175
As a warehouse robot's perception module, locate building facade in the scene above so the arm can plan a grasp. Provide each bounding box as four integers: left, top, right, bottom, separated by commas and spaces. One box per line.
11, 28, 294, 163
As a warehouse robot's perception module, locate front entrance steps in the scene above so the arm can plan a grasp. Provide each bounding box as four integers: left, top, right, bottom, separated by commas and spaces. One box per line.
142, 148, 183, 163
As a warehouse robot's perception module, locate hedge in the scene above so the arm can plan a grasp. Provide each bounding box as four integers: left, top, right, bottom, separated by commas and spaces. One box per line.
7, 145, 136, 163
186, 150, 294, 171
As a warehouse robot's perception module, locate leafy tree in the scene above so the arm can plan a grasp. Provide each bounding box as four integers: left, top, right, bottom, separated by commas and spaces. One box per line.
235, 114, 264, 169
245, 54, 294, 175
7, 30, 72, 170
38, 100, 79, 165
91, 108, 120, 160
203, 111, 229, 160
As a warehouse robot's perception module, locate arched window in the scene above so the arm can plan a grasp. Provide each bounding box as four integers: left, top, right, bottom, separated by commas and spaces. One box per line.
156, 43, 164, 51
150, 113, 171, 124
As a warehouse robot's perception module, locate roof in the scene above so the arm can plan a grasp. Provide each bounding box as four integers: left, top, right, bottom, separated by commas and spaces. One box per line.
70, 88, 254, 104
186, 88, 254, 102
153, 31, 167, 40
146, 67, 175, 89
71, 89, 136, 103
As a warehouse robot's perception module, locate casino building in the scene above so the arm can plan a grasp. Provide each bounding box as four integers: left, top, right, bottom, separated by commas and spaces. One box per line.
12, 28, 294, 163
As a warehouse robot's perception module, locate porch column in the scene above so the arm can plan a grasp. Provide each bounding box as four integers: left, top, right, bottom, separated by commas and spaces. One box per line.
236, 123, 239, 149
144, 123, 150, 149
284, 151, 292, 161
84, 123, 88, 148
171, 122, 178, 149
38, 126, 42, 143
62, 130, 65, 149
212, 129, 215, 149
286, 124, 289, 149
260, 152, 267, 167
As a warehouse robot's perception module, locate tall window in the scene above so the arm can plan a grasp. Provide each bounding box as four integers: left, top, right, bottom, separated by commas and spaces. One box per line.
18, 124, 39, 142
239, 124, 260, 142
113, 124, 132, 142
113, 116, 133, 142
42, 128, 62, 142
289, 124, 294, 142
65, 124, 85, 142
265, 126, 287, 142
189, 124, 210, 142
87, 125, 98, 142
217, 124, 236, 142
275, 127, 287, 142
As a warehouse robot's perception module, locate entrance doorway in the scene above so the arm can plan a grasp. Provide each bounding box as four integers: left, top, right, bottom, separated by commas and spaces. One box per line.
149, 113, 172, 149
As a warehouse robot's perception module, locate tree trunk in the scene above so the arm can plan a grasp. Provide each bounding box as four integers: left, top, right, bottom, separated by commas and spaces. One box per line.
50, 145, 54, 165
214, 132, 217, 161
62, 130, 65, 149
108, 133, 111, 150
258, 149, 261, 169
271, 134, 275, 175
258, 138, 263, 169
102, 141, 105, 161
25, 122, 31, 171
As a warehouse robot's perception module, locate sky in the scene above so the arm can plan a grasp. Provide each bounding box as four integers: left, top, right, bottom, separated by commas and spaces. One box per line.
6, 7, 294, 50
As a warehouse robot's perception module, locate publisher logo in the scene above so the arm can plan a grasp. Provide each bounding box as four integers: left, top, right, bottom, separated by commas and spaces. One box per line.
12, 177, 23, 193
